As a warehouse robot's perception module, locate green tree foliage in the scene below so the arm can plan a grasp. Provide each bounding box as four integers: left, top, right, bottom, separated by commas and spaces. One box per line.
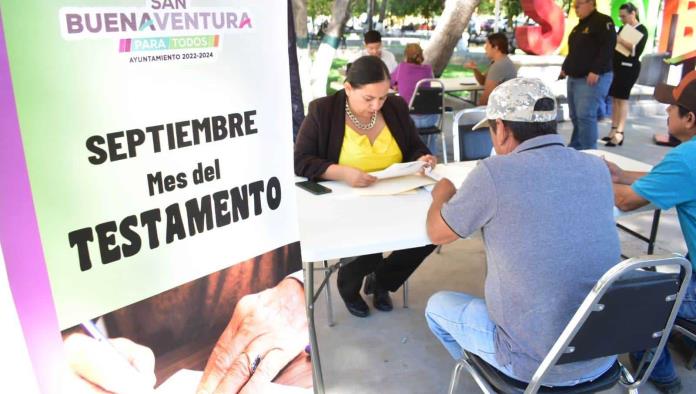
308, 0, 333, 18
477, 0, 520, 19
475, 0, 568, 26
388, 0, 445, 18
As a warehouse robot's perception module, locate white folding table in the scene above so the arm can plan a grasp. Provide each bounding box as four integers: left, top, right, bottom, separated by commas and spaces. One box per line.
298, 151, 658, 393
297, 180, 433, 393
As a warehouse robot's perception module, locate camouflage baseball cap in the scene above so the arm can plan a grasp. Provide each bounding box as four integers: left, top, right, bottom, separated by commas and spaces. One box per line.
472, 77, 557, 130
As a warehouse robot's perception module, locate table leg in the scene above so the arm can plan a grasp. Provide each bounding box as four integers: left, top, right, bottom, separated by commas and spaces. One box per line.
647, 210, 661, 255
304, 260, 325, 394
616, 209, 662, 258
323, 260, 335, 327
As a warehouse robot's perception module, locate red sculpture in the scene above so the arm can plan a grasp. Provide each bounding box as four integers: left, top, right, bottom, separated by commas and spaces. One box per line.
516, 0, 566, 55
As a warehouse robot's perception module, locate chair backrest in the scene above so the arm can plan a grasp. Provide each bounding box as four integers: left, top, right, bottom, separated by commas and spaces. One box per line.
451, 107, 491, 162
637, 53, 670, 87
525, 254, 692, 394
408, 79, 444, 116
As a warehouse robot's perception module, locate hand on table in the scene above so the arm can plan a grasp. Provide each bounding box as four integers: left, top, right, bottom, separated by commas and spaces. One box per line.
197, 278, 308, 394
341, 166, 377, 187
603, 159, 625, 184
63, 333, 156, 393
417, 154, 438, 174
431, 178, 456, 202
586, 72, 599, 86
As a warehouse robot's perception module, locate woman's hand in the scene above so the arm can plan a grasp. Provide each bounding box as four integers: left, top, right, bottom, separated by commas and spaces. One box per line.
417, 155, 437, 173
341, 167, 377, 187
618, 37, 632, 50
464, 60, 478, 71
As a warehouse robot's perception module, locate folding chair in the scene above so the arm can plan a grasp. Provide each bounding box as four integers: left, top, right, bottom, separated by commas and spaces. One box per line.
409, 79, 447, 163
672, 314, 696, 370
448, 254, 692, 394
435, 107, 491, 255
451, 107, 492, 162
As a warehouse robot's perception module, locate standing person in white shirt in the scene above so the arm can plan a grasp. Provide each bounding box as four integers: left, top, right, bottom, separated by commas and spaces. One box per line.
357, 30, 398, 73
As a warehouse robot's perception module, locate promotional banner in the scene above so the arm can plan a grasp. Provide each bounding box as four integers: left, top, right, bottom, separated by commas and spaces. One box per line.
659, 0, 696, 64
1, 0, 308, 392
0, 245, 41, 394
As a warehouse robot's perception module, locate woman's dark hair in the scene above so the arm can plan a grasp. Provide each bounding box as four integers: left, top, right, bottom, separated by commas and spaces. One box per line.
620, 2, 640, 21
487, 33, 509, 55
345, 55, 390, 88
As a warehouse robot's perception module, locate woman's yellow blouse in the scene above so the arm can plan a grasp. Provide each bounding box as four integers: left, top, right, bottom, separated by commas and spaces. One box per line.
338, 124, 403, 172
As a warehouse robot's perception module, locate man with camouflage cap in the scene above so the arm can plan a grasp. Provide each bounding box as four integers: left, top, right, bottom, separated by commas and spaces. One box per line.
424, 78, 621, 385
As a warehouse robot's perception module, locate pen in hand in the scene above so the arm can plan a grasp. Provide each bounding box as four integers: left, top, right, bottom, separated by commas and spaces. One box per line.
77, 320, 156, 392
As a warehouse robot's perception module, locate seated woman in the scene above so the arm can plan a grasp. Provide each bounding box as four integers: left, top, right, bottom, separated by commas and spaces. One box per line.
464, 32, 517, 105
391, 43, 440, 156
294, 55, 437, 318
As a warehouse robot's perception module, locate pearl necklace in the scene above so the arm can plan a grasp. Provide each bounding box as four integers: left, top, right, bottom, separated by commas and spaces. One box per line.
345, 101, 377, 130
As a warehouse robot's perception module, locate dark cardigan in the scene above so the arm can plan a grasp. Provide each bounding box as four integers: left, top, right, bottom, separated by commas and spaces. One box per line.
294, 89, 430, 181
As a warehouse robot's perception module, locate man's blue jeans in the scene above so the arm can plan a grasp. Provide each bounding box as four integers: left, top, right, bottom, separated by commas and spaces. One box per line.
633, 274, 696, 384
567, 72, 613, 150
425, 291, 611, 386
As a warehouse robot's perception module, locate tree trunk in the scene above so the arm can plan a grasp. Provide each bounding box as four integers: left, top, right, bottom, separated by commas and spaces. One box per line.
378, 0, 388, 24
423, 0, 481, 76
287, 0, 305, 139
292, 0, 308, 41
310, 0, 352, 98
291, 0, 313, 109
366, 0, 375, 31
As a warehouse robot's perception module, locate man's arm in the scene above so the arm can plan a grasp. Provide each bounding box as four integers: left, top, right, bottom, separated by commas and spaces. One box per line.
605, 159, 647, 185
478, 78, 498, 106
614, 183, 650, 211
472, 68, 486, 86
464, 60, 486, 85
426, 179, 460, 245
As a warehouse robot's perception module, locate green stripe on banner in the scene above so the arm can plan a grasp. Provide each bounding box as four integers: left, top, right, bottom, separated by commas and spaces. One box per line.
665, 50, 696, 65
321, 35, 340, 49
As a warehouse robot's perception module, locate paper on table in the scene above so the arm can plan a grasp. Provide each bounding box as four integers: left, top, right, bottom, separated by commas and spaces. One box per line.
156, 369, 203, 394
427, 162, 478, 188
356, 175, 435, 196
615, 24, 643, 57
369, 161, 426, 179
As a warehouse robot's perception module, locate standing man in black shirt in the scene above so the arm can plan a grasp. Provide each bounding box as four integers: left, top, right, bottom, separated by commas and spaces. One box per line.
561, 0, 616, 150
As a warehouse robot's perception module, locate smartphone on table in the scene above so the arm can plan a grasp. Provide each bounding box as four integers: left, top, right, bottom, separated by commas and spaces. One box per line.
296, 180, 332, 195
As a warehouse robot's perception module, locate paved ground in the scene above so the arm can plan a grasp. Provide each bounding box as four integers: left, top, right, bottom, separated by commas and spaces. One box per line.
312, 101, 696, 393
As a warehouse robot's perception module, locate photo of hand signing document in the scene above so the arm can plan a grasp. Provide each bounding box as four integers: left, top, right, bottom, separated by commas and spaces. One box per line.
61, 243, 311, 394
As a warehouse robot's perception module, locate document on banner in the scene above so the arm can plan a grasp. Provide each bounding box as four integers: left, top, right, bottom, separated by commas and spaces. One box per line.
156, 370, 202, 394
369, 161, 427, 179
615, 24, 644, 57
